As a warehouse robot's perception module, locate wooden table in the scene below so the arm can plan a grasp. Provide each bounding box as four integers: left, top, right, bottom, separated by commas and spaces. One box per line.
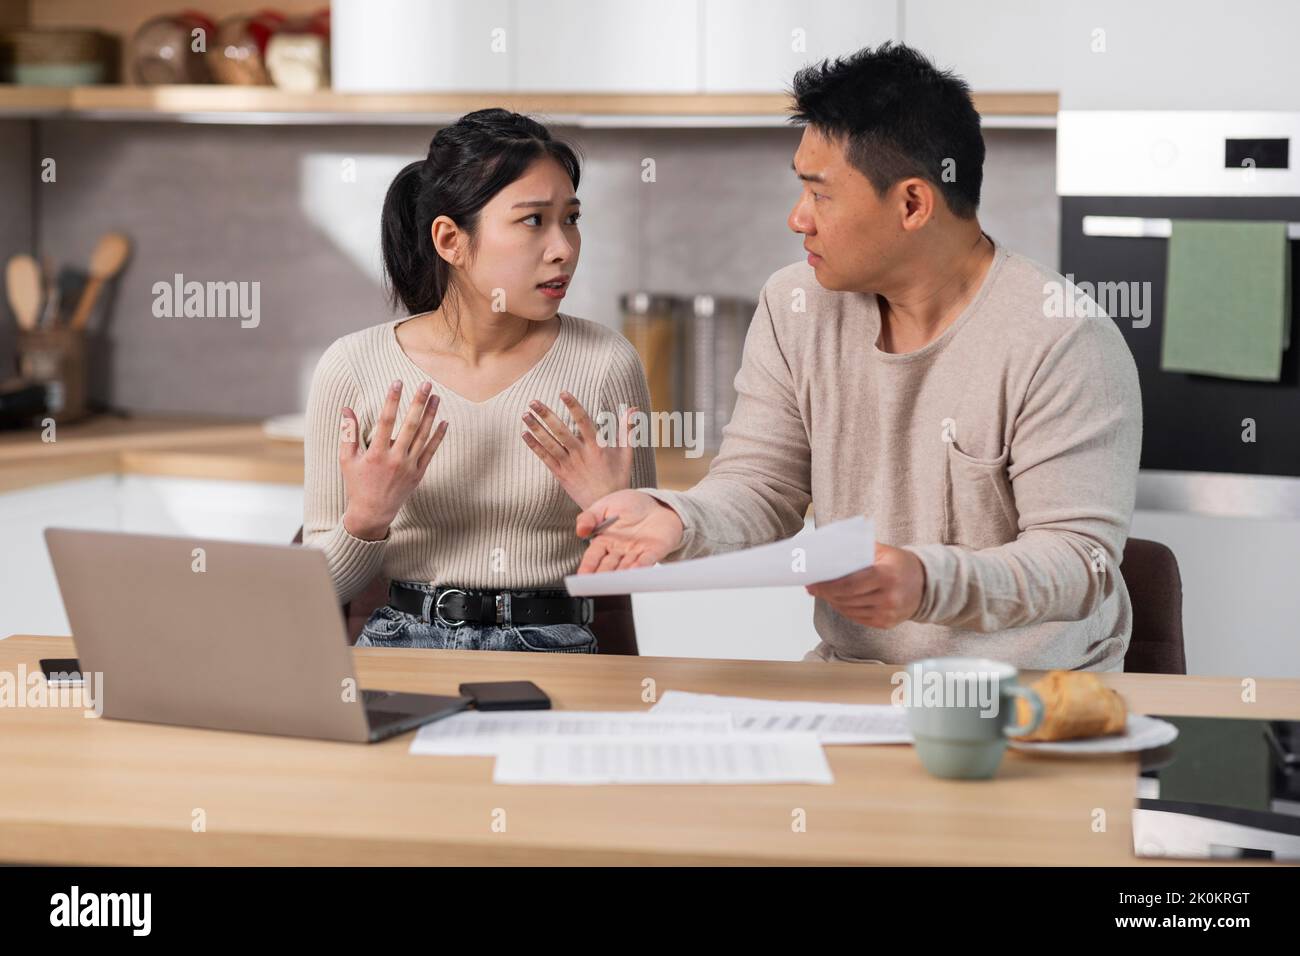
1, 635, 1296, 866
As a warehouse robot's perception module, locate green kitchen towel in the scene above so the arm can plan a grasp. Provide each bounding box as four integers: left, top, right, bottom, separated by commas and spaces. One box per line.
1160, 219, 1291, 381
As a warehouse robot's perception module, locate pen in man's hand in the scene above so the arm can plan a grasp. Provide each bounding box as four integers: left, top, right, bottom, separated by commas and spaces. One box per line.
581, 515, 619, 544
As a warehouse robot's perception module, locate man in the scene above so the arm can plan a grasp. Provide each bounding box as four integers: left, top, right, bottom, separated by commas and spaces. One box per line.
576, 43, 1142, 671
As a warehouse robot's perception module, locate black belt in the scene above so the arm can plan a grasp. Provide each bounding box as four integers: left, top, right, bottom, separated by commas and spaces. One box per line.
388, 582, 594, 627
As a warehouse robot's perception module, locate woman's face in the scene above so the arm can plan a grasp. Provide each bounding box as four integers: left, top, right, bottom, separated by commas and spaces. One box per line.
450, 156, 582, 322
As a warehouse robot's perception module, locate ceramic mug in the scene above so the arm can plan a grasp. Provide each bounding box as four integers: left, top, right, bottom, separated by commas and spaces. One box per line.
899, 656, 1044, 779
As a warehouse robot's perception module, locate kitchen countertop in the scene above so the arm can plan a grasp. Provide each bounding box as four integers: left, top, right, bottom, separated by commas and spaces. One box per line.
0, 413, 715, 494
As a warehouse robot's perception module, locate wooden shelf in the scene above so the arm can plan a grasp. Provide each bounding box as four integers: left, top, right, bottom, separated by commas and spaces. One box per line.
0, 85, 1059, 126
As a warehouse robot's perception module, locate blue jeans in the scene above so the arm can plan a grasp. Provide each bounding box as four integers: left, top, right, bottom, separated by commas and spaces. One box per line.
355, 584, 598, 654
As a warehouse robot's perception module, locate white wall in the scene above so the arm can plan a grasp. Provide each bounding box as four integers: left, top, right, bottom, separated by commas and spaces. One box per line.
1131, 510, 1300, 678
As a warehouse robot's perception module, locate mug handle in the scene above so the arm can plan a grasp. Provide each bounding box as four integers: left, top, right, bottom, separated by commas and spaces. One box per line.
1002, 685, 1044, 737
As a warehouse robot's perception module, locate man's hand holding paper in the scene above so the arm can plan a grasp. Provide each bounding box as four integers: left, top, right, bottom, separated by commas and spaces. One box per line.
566, 515, 875, 596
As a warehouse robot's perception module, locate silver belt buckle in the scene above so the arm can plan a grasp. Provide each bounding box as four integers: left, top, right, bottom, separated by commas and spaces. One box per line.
433, 588, 469, 626
495, 592, 512, 626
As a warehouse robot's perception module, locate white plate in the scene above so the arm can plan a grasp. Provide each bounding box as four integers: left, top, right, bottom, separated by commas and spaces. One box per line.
1009, 713, 1179, 755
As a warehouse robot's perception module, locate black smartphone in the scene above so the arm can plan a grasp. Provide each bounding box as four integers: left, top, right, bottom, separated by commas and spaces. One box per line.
39, 658, 83, 685
458, 680, 551, 711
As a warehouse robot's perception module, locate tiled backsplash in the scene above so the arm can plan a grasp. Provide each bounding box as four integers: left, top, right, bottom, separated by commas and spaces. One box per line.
5, 120, 1056, 418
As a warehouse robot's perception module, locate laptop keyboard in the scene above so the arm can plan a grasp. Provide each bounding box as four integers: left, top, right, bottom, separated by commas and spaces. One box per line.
366, 708, 408, 733
361, 689, 395, 705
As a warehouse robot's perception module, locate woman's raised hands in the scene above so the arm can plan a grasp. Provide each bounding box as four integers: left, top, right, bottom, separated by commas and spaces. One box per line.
521, 391, 635, 510
339, 379, 448, 541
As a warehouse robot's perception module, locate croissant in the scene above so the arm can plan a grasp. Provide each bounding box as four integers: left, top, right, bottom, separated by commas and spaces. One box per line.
1012, 670, 1127, 741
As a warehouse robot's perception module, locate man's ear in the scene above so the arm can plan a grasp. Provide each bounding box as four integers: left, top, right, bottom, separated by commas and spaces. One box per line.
430, 215, 462, 266
898, 178, 938, 233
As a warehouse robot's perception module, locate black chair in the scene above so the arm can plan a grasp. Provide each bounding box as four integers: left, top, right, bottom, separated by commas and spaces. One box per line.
1120, 537, 1186, 674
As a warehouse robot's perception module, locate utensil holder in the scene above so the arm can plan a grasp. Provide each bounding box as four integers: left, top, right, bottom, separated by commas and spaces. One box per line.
15, 326, 88, 423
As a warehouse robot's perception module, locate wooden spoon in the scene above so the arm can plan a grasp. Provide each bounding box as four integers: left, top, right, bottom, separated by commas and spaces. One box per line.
69, 232, 131, 332
5, 254, 42, 331
39, 254, 60, 328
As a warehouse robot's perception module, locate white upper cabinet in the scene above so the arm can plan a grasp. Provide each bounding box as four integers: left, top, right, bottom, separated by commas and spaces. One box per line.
702, 0, 898, 93
331, 0, 1300, 106
902, 0, 1062, 92
906, 0, 1300, 109
515, 0, 701, 93
331, 0, 513, 93
332, 0, 899, 97
1058, 0, 1300, 110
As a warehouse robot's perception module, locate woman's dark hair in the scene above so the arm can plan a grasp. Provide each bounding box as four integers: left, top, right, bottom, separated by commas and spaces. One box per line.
789, 42, 984, 219
380, 108, 582, 317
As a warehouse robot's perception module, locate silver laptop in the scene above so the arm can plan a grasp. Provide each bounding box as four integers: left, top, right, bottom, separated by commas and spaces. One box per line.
44, 527, 471, 743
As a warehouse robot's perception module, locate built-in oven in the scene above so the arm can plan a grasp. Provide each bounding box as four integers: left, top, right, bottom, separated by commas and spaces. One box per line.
1058, 111, 1300, 519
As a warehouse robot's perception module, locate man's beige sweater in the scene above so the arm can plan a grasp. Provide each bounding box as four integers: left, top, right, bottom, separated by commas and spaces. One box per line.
643, 237, 1143, 671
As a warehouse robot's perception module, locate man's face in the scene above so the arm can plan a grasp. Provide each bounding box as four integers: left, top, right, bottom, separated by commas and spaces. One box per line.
787, 126, 900, 293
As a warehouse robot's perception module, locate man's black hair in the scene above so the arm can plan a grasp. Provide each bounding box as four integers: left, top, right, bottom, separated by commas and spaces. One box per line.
789, 42, 984, 219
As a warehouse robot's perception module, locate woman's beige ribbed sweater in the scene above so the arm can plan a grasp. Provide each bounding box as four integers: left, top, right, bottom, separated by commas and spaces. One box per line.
303, 313, 656, 603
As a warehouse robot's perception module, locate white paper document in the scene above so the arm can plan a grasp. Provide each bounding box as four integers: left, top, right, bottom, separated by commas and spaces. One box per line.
564, 515, 875, 596
650, 690, 912, 745
492, 732, 834, 785
408, 710, 733, 756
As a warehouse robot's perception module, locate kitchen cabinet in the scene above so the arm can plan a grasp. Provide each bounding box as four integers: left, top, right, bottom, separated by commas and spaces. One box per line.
332, 0, 893, 97
703, 0, 897, 93
1057, 0, 1300, 110
515, 0, 700, 93
1130, 509, 1300, 679
906, 0, 1300, 108
902, 0, 1062, 92
331, 0, 513, 93
0, 476, 117, 640
0, 475, 303, 641
319, 0, 1057, 107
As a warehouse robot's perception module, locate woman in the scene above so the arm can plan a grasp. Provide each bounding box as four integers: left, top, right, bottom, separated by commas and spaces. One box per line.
302, 109, 655, 652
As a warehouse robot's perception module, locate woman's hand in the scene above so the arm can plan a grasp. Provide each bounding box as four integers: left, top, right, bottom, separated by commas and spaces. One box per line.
340, 379, 448, 541
521, 391, 635, 510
